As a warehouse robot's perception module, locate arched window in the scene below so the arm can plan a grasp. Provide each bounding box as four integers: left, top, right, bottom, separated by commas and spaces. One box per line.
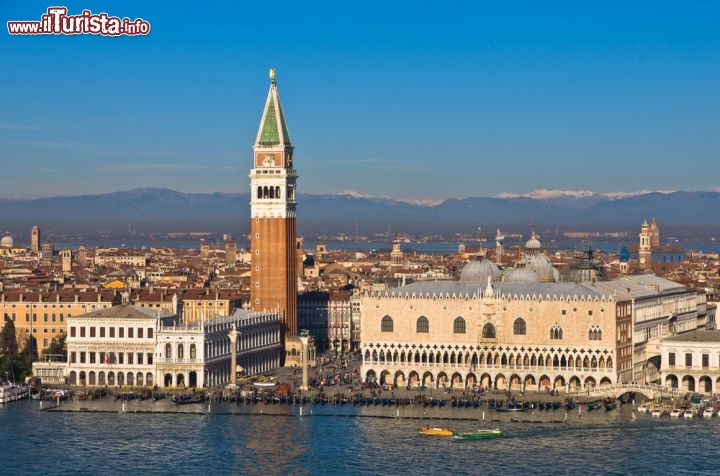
550, 325, 563, 340
482, 323, 496, 339
513, 318, 526, 335
416, 316, 429, 333
453, 316, 466, 334
275, 186, 281, 199
257, 187, 262, 199
381, 315, 393, 332
588, 325, 602, 341
177, 343, 184, 359
190, 343, 197, 359
165, 343, 172, 359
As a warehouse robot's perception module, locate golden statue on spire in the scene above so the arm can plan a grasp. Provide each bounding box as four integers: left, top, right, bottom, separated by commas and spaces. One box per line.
269, 68, 276, 82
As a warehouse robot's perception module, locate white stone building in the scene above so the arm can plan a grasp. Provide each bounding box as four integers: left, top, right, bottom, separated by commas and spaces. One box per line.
63, 304, 282, 389
659, 329, 720, 394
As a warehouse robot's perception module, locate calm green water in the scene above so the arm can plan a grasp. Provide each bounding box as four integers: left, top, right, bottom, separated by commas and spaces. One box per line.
1, 399, 718, 475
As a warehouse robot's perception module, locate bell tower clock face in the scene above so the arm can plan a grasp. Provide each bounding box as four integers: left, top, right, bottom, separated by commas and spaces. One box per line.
640, 257, 646, 264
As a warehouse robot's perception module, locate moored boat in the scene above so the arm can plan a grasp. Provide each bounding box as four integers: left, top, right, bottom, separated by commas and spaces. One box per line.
670, 408, 683, 418
418, 427, 454, 436
0, 382, 29, 404
453, 428, 502, 439
703, 407, 716, 418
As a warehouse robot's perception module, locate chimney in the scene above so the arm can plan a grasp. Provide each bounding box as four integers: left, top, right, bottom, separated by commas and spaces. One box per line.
74, 294, 78, 303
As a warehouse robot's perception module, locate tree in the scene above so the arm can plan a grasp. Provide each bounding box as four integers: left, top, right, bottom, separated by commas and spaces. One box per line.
0, 319, 18, 358
44, 333, 67, 360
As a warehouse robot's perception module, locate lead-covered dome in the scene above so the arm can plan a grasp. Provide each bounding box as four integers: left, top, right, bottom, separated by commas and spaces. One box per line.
1, 233, 13, 248
504, 265, 540, 283
459, 255, 501, 283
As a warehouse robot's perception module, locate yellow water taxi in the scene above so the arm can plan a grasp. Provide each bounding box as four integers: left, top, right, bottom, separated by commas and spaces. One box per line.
418, 427, 454, 436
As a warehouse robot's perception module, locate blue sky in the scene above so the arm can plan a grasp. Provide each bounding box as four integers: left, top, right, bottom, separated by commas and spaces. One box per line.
1, 1, 718, 200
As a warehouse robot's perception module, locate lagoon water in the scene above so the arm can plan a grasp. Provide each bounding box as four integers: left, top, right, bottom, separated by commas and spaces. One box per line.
2, 398, 719, 475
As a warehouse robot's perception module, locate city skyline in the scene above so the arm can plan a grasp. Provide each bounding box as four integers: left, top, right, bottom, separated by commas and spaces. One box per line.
2, 1, 719, 200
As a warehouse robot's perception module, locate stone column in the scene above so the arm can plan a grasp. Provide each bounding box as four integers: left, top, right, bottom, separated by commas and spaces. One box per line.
229, 328, 240, 388
299, 335, 309, 391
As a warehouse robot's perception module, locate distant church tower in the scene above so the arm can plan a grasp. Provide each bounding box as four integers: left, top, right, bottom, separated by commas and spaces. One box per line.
31, 225, 40, 254
390, 235, 404, 268
639, 218, 652, 272
249, 69, 298, 346
60, 249, 72, 274
649, 218, 660, 248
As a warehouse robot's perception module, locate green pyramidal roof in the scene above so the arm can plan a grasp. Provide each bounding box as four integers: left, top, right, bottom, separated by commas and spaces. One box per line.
256, 82, 291, 147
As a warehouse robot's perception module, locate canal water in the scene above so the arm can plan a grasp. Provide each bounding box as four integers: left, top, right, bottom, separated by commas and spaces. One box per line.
2, 398, 718, 475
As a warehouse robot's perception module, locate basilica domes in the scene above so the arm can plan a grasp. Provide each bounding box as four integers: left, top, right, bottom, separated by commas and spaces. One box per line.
459, 254, 501, 283
1, 233, 14, 248
503, 231, 560, 283
504, 265, 540, 283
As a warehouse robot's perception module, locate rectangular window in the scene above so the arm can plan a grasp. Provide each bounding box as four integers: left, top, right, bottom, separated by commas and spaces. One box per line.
128, 353, 134, 364
100, 327, 105, 338
110, 327, 115, 338
70, 326, 76, 337
128, 328, 134, 338
80, 327, 86, 338
119, 327, 124, 338
90, 327, 96, 338
118, 353, 124, 364
80, 352, 86, 363
668, 353, 675, 366
100, 352, 106, 364
70, 351, 76, 364
137, 353, 143, 365
147, 328, 153, 339
138, 328, 143, 339
43, 313, 48, 322
32, 313, 37, 322
685, 353, 693, 367
43, 338, 48, 347
25, 313, 29, 322
702, 354, 709, 368
52, 313, 56, 322
147, 353, 153, 365
90, 352, 96, 364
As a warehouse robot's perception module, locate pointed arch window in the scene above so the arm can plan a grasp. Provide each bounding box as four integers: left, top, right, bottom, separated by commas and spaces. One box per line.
588, 324, 602, 341
164, 343, 172, 359
482, 323, 496, 339
550, 325, 563, 340
381, 315, 393, 332
453, 316, 466, 334
513, 318, 526, 335
416, 316, 429, 333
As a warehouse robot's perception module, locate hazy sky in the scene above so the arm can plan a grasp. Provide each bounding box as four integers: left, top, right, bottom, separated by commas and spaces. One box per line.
1, 1, 718, 200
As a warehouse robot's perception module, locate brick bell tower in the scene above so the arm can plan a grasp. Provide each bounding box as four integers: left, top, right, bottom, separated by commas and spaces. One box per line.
250, 69, 298, 350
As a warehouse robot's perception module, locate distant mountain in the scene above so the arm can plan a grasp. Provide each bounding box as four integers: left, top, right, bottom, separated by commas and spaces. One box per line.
1, 188, 719, 238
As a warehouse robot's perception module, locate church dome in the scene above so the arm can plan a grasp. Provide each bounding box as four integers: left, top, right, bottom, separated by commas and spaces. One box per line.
525, 233, 541, 250
1, 233, 13, 248
524, 252, 560, 282
504, 265, 540, 283
459, 255, 501, 283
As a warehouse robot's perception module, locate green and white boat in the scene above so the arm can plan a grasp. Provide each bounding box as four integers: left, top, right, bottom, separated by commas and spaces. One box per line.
453, 428, 503, 440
